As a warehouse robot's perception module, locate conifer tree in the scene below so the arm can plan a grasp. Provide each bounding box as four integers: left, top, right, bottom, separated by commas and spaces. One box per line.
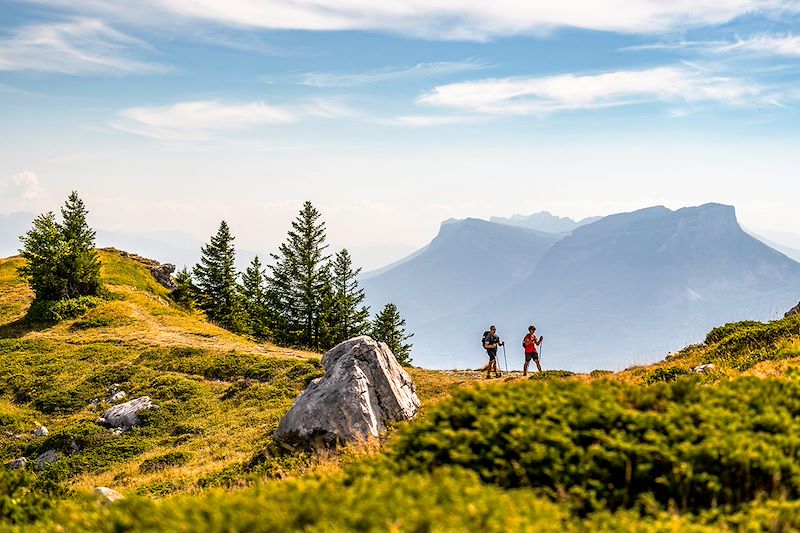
171, 266, 197, 309
193, 220, 243, 331
18, 212, 69, 301
371, 303, 413, 366
19, 192, 102, 302
239, 255, 270, 338
326, 248, 370, 346
268, 201, 330, 349
59, 191, 102, 297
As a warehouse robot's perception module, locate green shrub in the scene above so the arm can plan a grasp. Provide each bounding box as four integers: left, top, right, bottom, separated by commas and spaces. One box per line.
705, 321, 762, 345
590, 370, 613, 378
139, 451, 191, 473
26, 296, 104, 322
32, 388, 88, 415
528, 370, 575, 381
645, 366, 690, 384
388, 378, 800, 515
0, 469, 63, 525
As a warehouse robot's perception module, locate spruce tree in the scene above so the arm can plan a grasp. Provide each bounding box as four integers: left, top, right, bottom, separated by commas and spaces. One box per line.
326, 248, 370, 346
59, 191, 102, 298
18, 212, 69, 301
171, 266, 197, 309
268, 202, 330, 349
239, 255, 269, 338
193, 220, 243, 331
371, 303, 413, 365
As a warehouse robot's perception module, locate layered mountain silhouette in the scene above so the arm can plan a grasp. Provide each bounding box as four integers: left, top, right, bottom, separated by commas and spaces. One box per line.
362, 218, 561, 324
489, 211, 601, 234
366, 204, 800, 370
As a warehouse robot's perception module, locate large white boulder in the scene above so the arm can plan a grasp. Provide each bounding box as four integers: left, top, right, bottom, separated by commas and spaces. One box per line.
276, 336, 420, 446
98, 397, 155, 429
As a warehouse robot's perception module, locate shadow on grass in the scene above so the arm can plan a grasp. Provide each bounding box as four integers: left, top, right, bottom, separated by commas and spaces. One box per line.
0, 316, 53, 339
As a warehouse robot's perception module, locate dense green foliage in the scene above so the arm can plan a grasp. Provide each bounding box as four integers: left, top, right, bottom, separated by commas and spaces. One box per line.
18, 192, 103, 315
170, 266, 196, 310
193, 221, 243, 331
0, 469, 63, 525
268, 201, 331, 349
389, 377, 800, 515
371, 303, 413, 365
25, 296, 103, 322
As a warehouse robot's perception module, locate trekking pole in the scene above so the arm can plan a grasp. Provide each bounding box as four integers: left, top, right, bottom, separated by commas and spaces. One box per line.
502, 344, 508, 373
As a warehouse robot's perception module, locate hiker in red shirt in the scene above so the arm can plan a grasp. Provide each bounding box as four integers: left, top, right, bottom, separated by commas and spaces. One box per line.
523, 325, 543, 376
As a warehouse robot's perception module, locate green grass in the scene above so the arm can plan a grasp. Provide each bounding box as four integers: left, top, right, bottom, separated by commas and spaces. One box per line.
6, 249, 800, 531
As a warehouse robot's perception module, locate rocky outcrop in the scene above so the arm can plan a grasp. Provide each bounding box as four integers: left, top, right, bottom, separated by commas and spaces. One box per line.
98, 397, 156, 429
692, 363, 715, 374
275, 336, 420, 447
150, 263, 177, 290
10, 457, 27, 470
786, 302, 800, 318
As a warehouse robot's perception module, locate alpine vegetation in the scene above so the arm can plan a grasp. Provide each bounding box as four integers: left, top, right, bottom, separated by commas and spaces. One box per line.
18, 191, 104, 321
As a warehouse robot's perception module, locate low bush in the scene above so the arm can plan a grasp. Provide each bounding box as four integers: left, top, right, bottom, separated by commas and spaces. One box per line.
0, 469, 63, 525
388, 378, 800, 515
645, 365, 690, 384
139, 451, 191, 473
25, 296, 104, 322
70, 316, 114, 330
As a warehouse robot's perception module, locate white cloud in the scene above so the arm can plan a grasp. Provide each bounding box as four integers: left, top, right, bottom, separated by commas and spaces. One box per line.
112, 100, 296, 141
711, 34, 800, 55
384, 115, 486, 127
624, 34, 800, 56
294, 60, 488, 86
2, 171, 44, 202
418, 67, 773, 116
25, 0, 800, 41
0, 18, 168, 75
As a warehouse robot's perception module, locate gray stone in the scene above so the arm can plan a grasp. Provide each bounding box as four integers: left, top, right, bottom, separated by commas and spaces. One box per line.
10, 457, 27, 470
35, 449, 59, 469
94, 487, 125, 503
33, 426, 48, 437
786, 302, 800, 318
109, 391, 126, 403
692, 363, 715, 374
98, 396, 156, 429
150, 263, 176, 290
275, 336, 420, 446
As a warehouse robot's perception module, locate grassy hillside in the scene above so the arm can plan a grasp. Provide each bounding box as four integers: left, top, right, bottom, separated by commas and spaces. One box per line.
3, 248, 800, 531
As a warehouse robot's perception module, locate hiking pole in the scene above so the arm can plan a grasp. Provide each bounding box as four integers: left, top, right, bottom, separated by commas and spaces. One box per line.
502, 344, 508, 373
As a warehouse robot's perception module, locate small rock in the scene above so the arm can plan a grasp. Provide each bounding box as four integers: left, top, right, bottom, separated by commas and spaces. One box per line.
109, 391, 126, 403
10, 457, 27, 470
109, 383, 120, 393
35, 449, 59, 469
692, 363, 715, 374
108, 428, 124, 436
94, 487, 125, 503
786, 302, 800, 318
33, 426, 49, 437
69, 440, 80, 453
98, 396, 156, 429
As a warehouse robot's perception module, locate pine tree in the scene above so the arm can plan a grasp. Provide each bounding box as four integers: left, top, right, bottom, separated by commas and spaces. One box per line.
239, 255, 270, 338
171, 266, 197, 309
371, 303, 413, 366
59, 191, 102, 298
326, 248, 370, 346
193, 221, 243, 331
268, 202, 331, 349
18, 212, 69, 301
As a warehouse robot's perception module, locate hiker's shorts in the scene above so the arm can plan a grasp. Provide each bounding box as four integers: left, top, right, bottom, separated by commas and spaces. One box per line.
486, 350, 497, 361
525, 351, 539, 363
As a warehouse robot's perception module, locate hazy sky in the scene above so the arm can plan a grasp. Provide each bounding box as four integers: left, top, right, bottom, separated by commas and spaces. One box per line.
1, 1, 799, 268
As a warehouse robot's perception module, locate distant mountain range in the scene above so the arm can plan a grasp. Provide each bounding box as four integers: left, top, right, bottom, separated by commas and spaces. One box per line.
489, 211, 602, 234
364, 204, 800, 371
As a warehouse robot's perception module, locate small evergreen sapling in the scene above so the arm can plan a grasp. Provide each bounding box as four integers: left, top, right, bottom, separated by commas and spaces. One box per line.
171, 267, 197, 309
239, 255, 270, 338
371, 303, 413, 366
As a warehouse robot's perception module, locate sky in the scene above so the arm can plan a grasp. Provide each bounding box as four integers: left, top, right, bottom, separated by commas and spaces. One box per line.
1, 0, 799, 269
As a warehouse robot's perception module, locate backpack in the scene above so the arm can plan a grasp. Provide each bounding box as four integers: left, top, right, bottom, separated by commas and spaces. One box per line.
481, 331, 491, 348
